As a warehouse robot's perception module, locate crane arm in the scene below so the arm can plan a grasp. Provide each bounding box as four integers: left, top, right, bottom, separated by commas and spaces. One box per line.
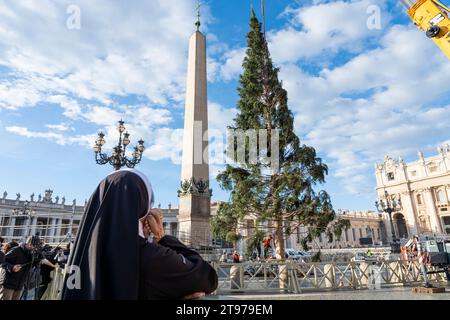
402, 0, 450, 60
432, 0, 450, 13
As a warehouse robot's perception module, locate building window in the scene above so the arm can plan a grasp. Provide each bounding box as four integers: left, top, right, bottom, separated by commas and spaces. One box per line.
319, 233, 323, 243
359, 228, 363, 239
366, 227, 373, 238
437, 190, 446, 203
170, 223, 178, 237
377, 228, 381, 240
419, 215, 431, 232
352, 228, 356, 241
417, 194, 423, 205
61, 219, 70, 237
441, 216, 450, 235
428, 163, 438, 173
387, 172, 395, 181
13, 218, 24, 237
344, 229, 348, 242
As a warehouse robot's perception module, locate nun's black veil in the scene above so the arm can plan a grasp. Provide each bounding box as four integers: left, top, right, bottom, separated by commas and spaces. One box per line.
62, 170, 150, 300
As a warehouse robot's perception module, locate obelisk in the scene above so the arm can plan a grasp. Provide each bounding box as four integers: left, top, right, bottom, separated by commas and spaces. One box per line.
177, 8, 211, 248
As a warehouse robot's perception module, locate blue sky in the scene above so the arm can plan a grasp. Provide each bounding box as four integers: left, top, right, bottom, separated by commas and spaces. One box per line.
0, 0, 450, 211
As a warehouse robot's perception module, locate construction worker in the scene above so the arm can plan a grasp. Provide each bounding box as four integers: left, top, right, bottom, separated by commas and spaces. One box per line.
233, 251, 240, 263
262, 234, 273, 259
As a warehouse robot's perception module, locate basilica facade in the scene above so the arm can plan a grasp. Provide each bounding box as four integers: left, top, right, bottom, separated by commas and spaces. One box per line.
375, 146, 450, 241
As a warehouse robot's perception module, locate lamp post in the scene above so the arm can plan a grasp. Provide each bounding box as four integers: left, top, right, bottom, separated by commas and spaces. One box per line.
375, 191, 402, 254
93, 120, 146, 171
12, 200, 35, 240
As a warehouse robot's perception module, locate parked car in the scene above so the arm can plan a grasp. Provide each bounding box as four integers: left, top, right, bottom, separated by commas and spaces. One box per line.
351, 253, 378, 263
285, 248, 306, 261
351, 253, 366, 262
297, 250, 312, 261
244, 264, 279, 277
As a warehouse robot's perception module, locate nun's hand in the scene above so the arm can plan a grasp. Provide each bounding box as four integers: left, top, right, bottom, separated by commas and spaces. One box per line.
182, 292, 205, 300
147, 209, 164, 241
12, 264, 22, 273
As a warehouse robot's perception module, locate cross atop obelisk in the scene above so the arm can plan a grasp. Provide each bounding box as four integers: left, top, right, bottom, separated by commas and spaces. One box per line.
195, 1, 201, 31
177, 3, 211, 248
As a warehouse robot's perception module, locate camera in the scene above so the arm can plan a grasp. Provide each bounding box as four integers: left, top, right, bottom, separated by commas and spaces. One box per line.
23, 234, 46, 300
30, 235, 43, 252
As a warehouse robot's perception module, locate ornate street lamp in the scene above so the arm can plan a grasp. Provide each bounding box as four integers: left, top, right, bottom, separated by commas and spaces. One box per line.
12, 200, 35, 238
93, 120, 146, 171
375, 190, 402, 254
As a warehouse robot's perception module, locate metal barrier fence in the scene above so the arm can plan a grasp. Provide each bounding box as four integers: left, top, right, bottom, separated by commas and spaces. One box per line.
42, 266, 66, 300
43, 259, 448, 299
211, 259, 447, 294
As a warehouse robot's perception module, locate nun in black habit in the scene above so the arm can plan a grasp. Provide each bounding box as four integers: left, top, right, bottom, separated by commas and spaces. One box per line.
61, 169, 218, 300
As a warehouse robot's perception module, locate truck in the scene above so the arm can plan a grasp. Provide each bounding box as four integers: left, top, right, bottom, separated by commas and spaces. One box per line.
401, 235, 450, 286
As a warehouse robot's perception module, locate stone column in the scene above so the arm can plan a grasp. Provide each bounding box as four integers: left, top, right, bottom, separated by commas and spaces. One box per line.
383, 213, 393, 243
30, 216, 38, 236
0, 211, 4, 236
55, 218, 62, 243
49, 218, 57, 239
21, 218, 29, 238
8, 217, 16, 238
401, 191, 419, 236
424, 188, 443, 234
170, 222, 177, 237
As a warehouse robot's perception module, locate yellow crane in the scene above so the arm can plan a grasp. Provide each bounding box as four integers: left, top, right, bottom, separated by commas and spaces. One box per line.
402, 0, 450, 59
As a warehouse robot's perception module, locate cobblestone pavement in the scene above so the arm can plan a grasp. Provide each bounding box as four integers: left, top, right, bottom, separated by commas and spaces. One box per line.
211, 286, 450, 300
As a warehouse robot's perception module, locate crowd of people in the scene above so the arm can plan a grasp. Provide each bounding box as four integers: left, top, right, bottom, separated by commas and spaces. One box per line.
0, 235, 70, 300
219, 234, 276, 263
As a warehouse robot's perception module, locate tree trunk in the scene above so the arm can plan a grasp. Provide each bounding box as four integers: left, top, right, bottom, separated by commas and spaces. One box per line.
275, 216, 288, 289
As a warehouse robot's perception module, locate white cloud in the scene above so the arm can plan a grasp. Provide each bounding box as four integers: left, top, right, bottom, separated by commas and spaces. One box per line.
0, 0, 217, 169
279, 24, 450, 195
0, 0, 202, 110
269, 0, 388, 63
6, 126, 94, 147
3, 0, 450, 207
47, 95, 83, 119
210, 0, 388, 83
142, 102, 235, 165
218, 48, 246, 81
45, 123, 73, 131
208, 102, 236, 132
0, 80, 42, 109
144, 128, 184, 164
